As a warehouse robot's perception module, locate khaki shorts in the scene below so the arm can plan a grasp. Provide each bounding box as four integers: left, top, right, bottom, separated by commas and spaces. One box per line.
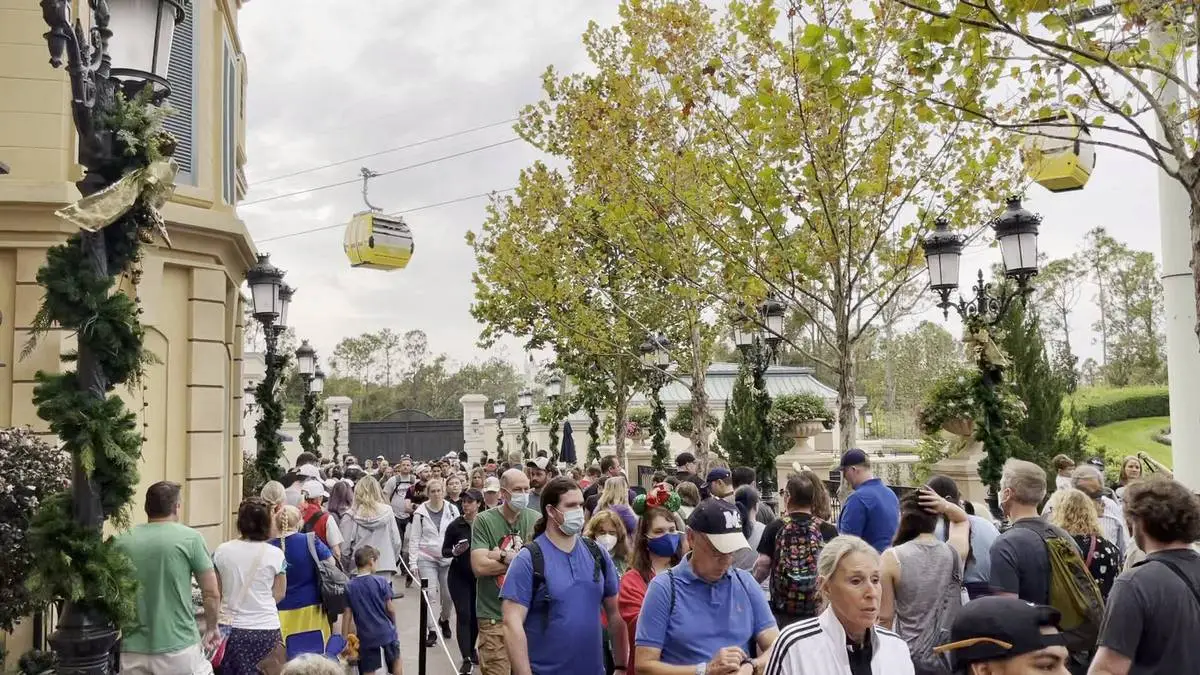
121, 643, 212, 675
477, 618, 509, 675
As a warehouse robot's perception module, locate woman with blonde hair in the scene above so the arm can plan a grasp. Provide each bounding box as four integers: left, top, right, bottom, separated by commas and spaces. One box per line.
585, 508, 631, 573
1047, 487, 1121, 598
269, 505, 334, 658
764, 535, 913, 675
675, 481, 700, 521
596, 475, 637, 537
342, 476, 405, 590
260, 481, 286, 513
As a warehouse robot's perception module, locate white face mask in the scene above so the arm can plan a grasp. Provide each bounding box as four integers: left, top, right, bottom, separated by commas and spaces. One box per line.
595, 534, 618, 552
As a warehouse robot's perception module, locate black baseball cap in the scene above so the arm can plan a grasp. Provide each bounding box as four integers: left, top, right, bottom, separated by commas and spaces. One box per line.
705, 467, 731, 484
687, 498, 749, 554
838, 448, 869, 469
934, 597, 1066, 669
462, 488, 484, 503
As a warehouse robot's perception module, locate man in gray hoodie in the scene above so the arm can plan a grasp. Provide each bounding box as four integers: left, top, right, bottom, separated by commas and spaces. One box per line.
382, 456, 416, 586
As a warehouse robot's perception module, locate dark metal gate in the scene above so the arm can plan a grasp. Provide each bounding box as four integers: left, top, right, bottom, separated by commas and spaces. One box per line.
348, 409, 464, 464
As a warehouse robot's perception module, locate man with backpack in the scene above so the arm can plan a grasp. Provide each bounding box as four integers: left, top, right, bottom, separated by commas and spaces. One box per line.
299, 479, 344, 561
753, 472, 839, 628
382, 456, 416, 585
500, 476, 626, 675
989, 459, 1102, 675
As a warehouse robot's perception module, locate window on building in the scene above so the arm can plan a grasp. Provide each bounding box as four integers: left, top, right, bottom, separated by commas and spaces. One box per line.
221, 39, 237, 205
164, 1, 196, 184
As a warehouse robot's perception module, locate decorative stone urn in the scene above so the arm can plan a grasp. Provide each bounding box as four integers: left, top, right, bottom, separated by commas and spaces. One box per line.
941, 417, 975, 437
787, 420, 827, 440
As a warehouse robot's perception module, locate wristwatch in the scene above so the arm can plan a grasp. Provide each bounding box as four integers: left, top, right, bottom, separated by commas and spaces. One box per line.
499, 549, 508, 564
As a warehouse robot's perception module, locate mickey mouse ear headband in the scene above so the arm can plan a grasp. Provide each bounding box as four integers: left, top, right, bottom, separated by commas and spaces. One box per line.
633, 483, 682, 516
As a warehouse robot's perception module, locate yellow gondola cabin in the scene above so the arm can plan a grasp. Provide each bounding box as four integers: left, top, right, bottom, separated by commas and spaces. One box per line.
343, 211, 415, 270
1020, 111, 1096, 193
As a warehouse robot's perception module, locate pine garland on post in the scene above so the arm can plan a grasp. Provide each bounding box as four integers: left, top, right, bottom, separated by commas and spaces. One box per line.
520, 413, 531, 460
24, 90, 176, 631
650, 387, 669, 471
299, 390, 319, 457
586, 404, 601, 464
496, 423, 505, 458
253, 356, 289, 486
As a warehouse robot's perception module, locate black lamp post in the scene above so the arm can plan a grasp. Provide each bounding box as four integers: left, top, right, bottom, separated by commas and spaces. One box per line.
246, 254, 292, 481
546, 374, 563, 464
922, 196, 1042, 519
734, 296, 786, 507
331, 406, 343, 462
493, 398, 507, 457
640, 332, 672, 472
39, 0, 185, 670
296, 340, 323, 456
518, 389, 534, 460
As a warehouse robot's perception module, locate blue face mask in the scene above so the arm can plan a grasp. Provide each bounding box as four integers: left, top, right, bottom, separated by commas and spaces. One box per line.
647, 531, 681, 558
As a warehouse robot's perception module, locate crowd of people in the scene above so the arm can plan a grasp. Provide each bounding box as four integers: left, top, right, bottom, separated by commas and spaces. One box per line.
109, 445, 1200, 675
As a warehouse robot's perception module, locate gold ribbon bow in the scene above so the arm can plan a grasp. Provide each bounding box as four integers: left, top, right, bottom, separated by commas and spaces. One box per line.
54, 159, 178, 247
963, 326, 1009, 369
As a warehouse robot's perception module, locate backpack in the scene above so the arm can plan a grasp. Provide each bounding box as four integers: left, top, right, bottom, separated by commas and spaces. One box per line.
907, 546, 964, 675
1013, 521, 1104, 654
770, 515, 826, 618
525, 538, 606, 631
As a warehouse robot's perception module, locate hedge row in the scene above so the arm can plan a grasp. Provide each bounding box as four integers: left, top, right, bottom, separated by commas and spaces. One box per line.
1070, 386, 1169, 428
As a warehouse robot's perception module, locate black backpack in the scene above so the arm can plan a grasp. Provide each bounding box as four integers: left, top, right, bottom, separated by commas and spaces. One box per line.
525, 538, 607, 630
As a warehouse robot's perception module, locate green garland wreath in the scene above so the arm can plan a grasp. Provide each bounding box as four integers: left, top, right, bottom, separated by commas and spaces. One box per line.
299, 390, 321, 458
253, 358, 290, 486
650, 389, 670, 472
24, 90, 174, 630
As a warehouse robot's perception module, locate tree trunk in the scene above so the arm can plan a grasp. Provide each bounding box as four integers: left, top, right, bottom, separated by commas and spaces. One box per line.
614, 393, 630, 470
835, 310, 858, 450
688, 322, 712, 471
1192, 190, 1200, 348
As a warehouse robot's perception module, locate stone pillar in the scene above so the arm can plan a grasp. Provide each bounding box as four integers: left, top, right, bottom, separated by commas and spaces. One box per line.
931, 437, 989, 505
461, 394, 488, 464
325, 395, 352, 459
184, 268, 232, 549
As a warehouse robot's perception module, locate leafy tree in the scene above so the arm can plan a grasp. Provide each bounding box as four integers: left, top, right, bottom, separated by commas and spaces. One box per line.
999, 298, 1067, 470
717, 364, 766, 470
897, 0, 1200, 346
620, 0, 1020, 451
858, 321, 963, 435
1035, 257, 1085, 385
1078, 228, 1124, 368
1106, 250, 1165, 385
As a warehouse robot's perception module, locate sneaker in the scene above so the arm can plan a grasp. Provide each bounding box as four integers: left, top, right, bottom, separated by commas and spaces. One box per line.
405, 574, 414, 589
458, 659, 473, 674
439, 619, 452, 639
425, 631, 437, 648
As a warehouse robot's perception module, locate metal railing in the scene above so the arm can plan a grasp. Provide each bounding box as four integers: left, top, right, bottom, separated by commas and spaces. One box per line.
823, 479, 917, 524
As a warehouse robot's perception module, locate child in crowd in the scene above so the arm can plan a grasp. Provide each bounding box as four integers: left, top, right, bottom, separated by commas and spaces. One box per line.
343, 546, 403, 675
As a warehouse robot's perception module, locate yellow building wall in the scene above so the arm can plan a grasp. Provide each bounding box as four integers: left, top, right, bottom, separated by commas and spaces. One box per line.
0, 0, 254, 663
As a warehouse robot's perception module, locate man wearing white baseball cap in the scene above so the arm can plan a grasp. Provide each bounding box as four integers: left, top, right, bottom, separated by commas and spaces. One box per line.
299, 478, 343, 559
635, 498, 779, 674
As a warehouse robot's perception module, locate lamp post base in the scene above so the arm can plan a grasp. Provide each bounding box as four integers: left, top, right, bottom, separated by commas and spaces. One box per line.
48, 603, 120, 674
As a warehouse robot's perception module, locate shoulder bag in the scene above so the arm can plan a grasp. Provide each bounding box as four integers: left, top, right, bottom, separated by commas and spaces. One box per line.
306, 532, 349, 622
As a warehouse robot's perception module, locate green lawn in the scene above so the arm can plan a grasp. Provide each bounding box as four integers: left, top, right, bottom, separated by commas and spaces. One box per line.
1087, 416, 1173, 468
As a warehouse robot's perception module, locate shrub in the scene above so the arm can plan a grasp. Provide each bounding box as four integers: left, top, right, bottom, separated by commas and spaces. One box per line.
917, 368, 982, 435
625, 408, 653, 437
768, 393, 831, 433
0, 427, 71, 632
1070, 386, 1169, 427
668, 405, 717, 436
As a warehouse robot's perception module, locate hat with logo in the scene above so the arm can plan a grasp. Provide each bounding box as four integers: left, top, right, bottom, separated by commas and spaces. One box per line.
705, 467, 731, 484
686, 498, 749, 554
483, 476, 501, 493
934, 597, 1066, 669
526, 456, 550, 471
301, 479, 327, 500
837, 448, 869, 470
296, 463, 321, 479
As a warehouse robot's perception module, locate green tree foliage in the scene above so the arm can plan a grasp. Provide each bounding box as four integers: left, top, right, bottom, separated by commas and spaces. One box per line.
858, 321, 964, 436
898, 0, 1200, 344
999, 298, 1067, 470
718, 364, 765, 471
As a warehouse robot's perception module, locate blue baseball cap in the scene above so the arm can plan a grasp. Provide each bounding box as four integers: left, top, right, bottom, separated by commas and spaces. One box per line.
838, 448, 869, 469
705, 467, 731, 484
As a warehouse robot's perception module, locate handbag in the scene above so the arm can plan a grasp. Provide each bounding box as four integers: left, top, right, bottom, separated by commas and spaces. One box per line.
256, 640, 287, 675
306, 532, 349, 622
211, 543, 268, 668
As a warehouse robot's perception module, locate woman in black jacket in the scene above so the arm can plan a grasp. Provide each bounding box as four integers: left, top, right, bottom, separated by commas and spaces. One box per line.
441, 488, 481, 675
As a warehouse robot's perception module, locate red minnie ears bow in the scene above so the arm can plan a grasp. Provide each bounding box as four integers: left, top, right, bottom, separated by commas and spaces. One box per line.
633, 483, 682, 515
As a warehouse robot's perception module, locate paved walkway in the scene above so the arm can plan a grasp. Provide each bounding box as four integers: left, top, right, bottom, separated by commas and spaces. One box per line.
390, 580, 467, 675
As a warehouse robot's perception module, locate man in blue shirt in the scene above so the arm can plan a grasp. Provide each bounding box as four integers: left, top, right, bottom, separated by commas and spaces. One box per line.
836, 448, 900, 552
501, 477, 627, 675
636, 499, 779, 675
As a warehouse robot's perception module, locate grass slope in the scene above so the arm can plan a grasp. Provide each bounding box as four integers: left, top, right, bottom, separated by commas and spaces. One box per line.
1087, 416, 1172, 468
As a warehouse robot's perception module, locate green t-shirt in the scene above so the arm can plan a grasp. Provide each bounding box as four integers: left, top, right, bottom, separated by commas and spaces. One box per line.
115, 522, 213, 654
471, 506, 539, 620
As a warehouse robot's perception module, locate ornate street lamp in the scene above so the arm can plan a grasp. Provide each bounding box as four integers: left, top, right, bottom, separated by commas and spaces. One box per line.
922, 197, 1043, 520
518, 389, 534, 460
311, 363, 326, 395
733, 296, 787, 506
246, 253, 291, 483
38, 0, 187, 670
296, 341, 323, 456
640, 333, 672, 471
493, 398, 507, 457
331, 406, 343, 462
295, 340, 316, 378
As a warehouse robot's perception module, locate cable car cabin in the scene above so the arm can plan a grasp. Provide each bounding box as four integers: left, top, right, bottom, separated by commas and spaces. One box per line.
1020, 112, 1096, 193
344, 211, 414, 270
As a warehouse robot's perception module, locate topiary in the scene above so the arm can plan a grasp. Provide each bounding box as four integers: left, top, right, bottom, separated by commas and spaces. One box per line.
767, 393, 831, 433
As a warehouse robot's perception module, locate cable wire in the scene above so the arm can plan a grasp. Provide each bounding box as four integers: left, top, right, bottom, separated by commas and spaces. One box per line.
239, 138, 522, 207
254, 187, 517, 243
251, 117, 518, 186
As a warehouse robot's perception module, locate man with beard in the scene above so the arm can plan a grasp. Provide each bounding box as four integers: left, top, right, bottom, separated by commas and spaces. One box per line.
525, 456, 550, 512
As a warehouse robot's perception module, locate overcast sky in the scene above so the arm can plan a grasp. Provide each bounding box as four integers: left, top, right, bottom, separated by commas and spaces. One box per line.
236, 1, 1165, 378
